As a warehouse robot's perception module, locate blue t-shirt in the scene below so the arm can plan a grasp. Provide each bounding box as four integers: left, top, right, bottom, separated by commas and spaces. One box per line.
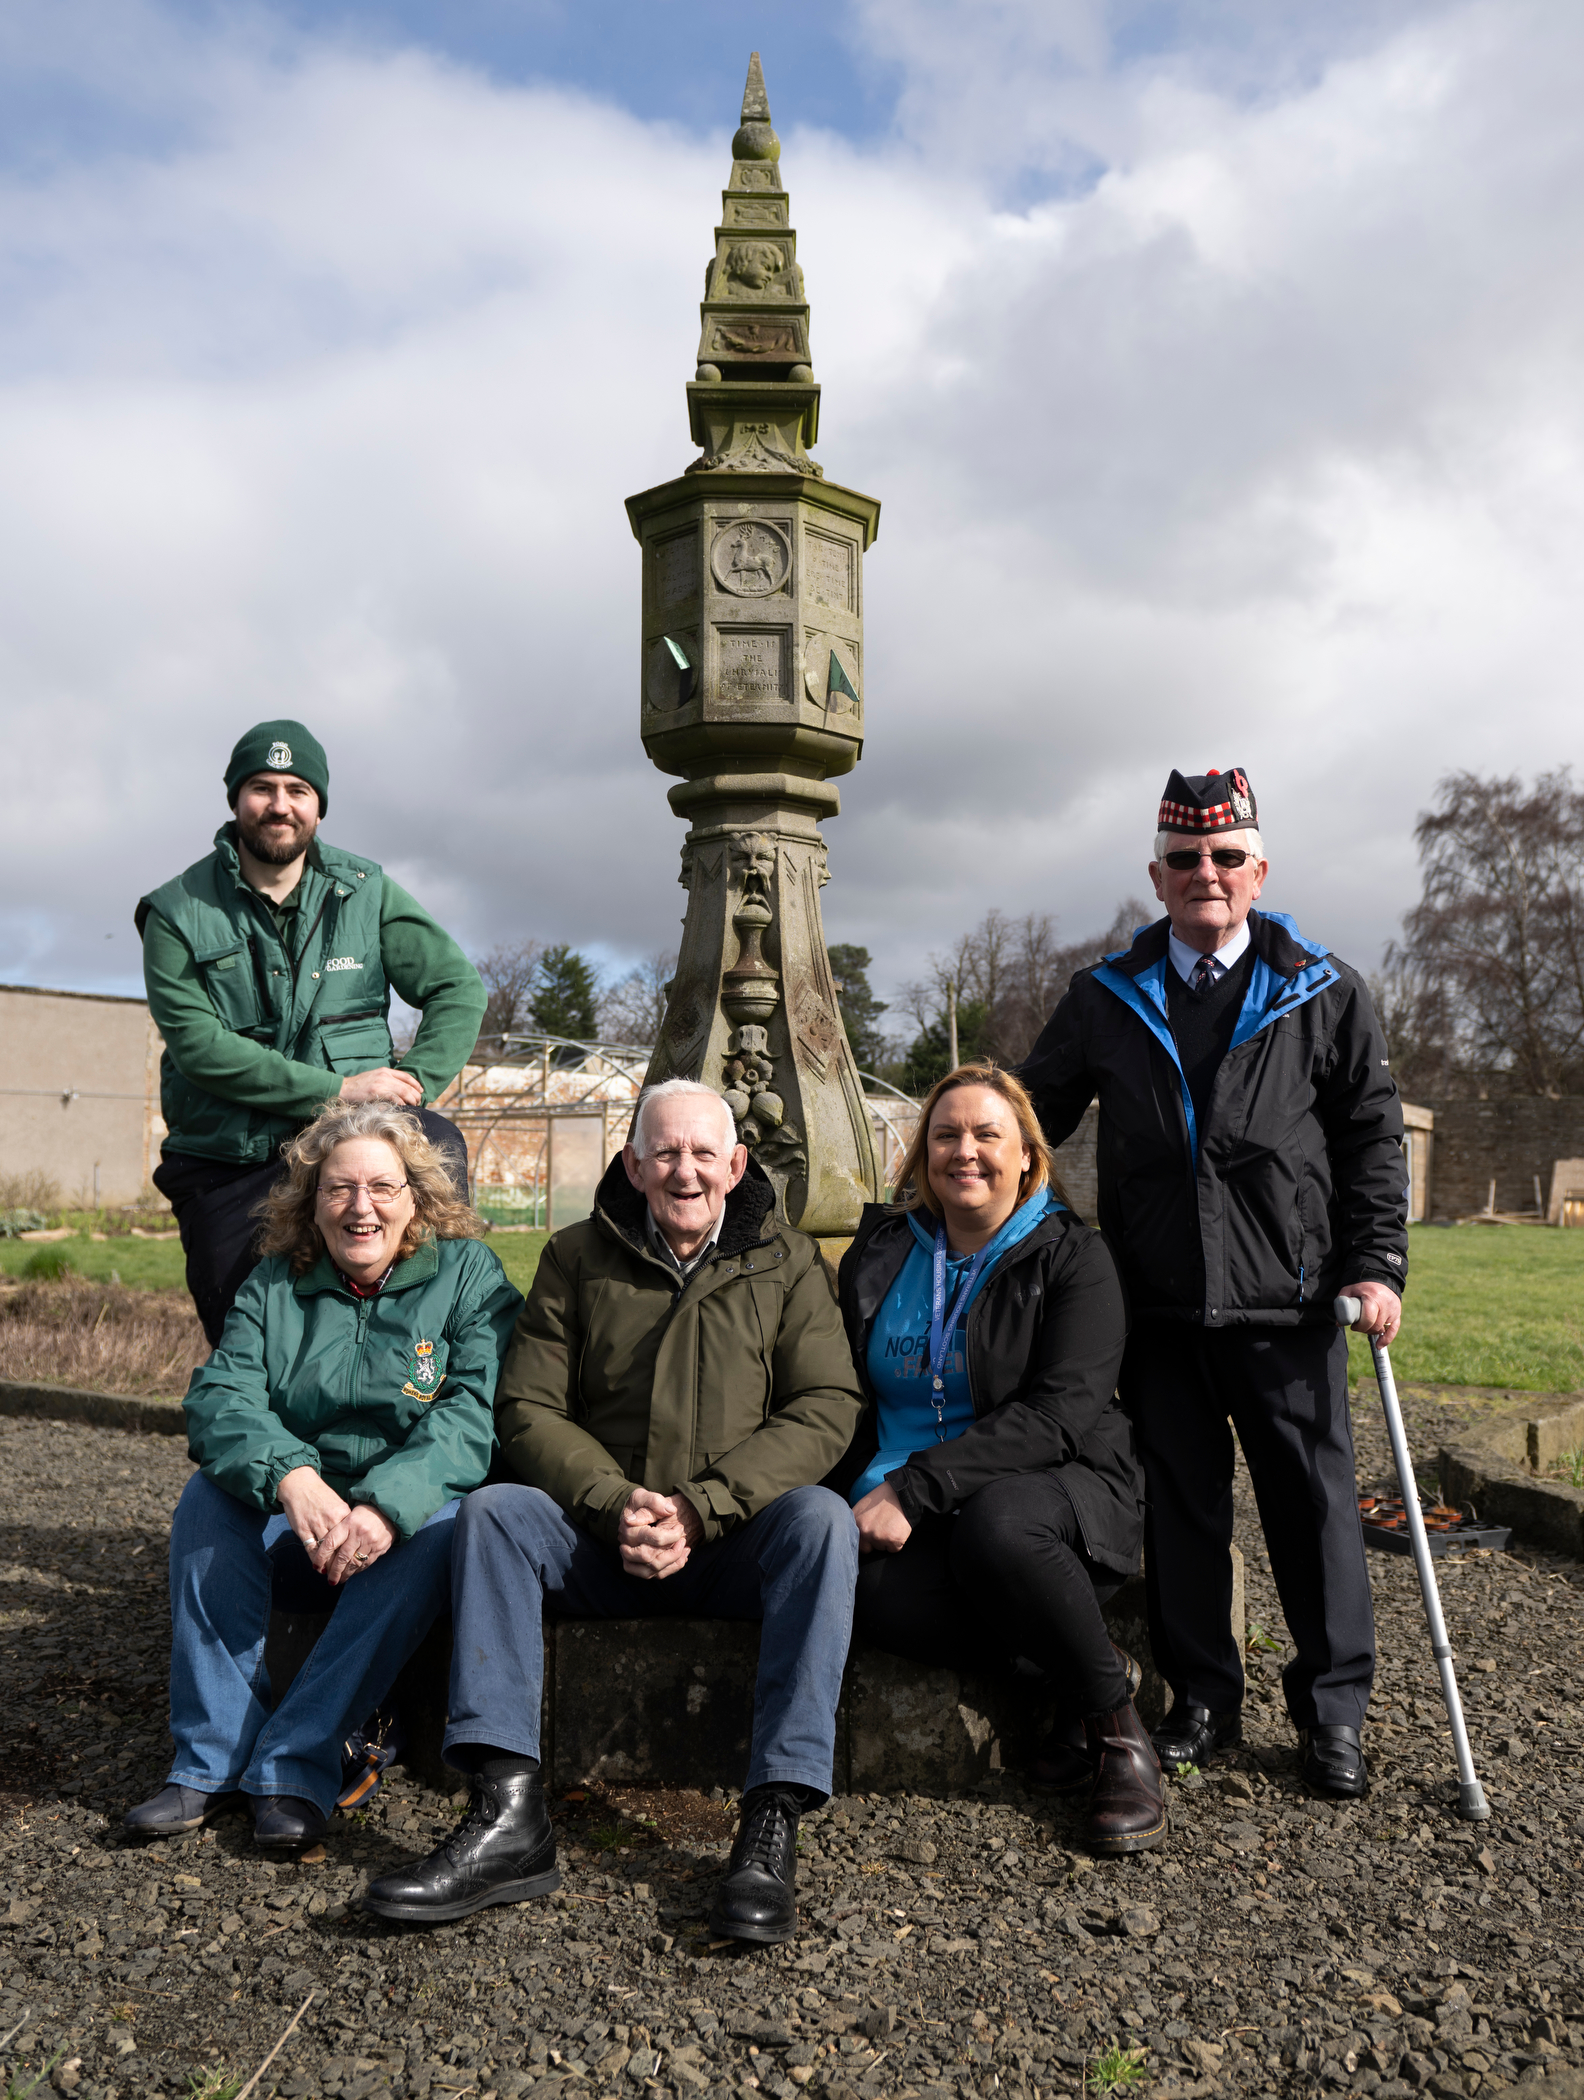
849, 1189, 1060, 1504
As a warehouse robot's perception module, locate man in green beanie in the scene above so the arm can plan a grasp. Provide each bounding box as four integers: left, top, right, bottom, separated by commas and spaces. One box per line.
137, 720, 488, 1343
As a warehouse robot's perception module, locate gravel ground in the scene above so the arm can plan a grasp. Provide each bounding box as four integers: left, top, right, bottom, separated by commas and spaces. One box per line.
2, 1395, 1583, 2100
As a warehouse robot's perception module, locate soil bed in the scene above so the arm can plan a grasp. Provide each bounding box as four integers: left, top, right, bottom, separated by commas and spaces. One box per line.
2, 1390, 1583, 2100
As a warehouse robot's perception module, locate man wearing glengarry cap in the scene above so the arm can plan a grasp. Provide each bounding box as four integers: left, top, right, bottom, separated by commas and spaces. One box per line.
1018, 767, 1407, 1800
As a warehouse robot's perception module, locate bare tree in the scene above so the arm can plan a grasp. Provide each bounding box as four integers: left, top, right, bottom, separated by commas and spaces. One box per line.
900, 898, 1156, 1072
600, 950, 678, 1049
1387, 769, 1584, 1094
474, 939, 543, 1058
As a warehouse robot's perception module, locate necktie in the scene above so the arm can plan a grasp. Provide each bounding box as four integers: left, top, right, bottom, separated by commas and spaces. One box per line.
1191, 955, 1217, 994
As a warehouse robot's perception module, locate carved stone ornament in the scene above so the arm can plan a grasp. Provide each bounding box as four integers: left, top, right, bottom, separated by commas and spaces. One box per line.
689, 425, 823, 478
724, 241, 786, 292
711, 520, 790, 596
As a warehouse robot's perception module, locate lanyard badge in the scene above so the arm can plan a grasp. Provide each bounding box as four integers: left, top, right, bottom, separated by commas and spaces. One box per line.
927, 1223, 995, 1440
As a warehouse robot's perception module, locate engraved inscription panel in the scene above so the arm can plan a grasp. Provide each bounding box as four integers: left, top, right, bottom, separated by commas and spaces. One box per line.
806, 531, 854, 613
654, 531, 699, 609
717, 630, 787, 705
711, 520, 790, 597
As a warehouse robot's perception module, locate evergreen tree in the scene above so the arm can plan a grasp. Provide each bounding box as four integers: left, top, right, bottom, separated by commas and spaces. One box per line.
529, 945, 600, 1041
827, 943, 889, 1071
899, 997, 992, 1096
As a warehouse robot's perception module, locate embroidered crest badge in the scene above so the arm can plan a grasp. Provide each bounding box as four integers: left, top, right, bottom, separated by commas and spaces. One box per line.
266, 739, 294, 768
401, 1337, 445, 1402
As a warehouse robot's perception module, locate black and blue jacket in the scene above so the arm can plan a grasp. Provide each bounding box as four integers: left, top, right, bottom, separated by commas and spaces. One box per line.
1017, 910, 1408, 1327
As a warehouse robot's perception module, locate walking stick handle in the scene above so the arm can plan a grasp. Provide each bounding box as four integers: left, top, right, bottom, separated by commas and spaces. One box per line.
1335, 1295, 1362, 1327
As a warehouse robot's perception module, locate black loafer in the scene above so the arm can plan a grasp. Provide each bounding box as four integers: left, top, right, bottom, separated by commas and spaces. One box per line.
253, 1795, 330, 1851
1151, 1703, 1242, 1772
709, 1787, 801, 1945
1302, 1724, 1368, 1799
124, 1784, 244, 1838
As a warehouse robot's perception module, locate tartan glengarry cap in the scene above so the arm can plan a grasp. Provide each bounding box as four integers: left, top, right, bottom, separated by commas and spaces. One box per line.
1158, 766, 1257, 835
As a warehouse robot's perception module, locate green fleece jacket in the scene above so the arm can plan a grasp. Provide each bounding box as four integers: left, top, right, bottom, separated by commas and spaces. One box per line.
183, 1236, 521, 1540
139, 824, 485, 1162
494, 1156, 864, 1545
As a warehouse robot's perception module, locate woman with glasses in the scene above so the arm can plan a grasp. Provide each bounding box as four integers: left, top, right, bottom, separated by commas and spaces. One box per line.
125, 1100, 521, 1851
834, 1064, 1163, 1856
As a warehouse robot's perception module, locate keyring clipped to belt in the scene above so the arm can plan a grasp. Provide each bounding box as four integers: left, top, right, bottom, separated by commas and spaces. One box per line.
928, 1223, 994, 1440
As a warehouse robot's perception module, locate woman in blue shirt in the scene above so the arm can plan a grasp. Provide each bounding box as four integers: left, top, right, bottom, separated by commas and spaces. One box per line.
835, 1063, 1161, 1855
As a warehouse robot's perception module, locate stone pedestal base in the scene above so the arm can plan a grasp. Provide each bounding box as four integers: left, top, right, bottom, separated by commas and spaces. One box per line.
266, 1547, 1246, 1799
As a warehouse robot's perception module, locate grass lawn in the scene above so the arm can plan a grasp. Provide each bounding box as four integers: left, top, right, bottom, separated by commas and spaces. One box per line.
5, 1219, 1578, 1395
0, 1235, 189, 1290
0, 1226, 554, 1301
1346, 1222, 1584, 1393
486, 1230, 550, 1299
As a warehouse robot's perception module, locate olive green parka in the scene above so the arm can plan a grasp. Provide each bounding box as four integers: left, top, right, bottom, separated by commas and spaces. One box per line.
494, 1157, 863, 1545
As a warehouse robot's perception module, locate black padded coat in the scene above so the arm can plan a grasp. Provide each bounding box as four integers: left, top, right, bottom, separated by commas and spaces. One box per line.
833, 1203, 1143, 1577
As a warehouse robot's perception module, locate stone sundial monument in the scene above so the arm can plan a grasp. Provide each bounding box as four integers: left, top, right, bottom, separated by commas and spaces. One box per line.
627, 53, 882, 1235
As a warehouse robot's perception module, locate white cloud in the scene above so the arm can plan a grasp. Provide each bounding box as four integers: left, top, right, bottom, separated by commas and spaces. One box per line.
3, 0, 1584, 1041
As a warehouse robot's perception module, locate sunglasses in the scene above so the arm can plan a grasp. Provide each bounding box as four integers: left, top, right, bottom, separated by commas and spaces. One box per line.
1162, 848, 1253, 871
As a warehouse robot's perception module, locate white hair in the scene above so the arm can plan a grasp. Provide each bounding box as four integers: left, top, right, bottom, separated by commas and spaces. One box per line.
1153, 827, 1264, 863
629, 1079, 738, 1158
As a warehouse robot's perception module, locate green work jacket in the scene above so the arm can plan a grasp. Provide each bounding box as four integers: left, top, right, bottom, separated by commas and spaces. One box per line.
183, 1236, 521, 1540
494, 1157, 864, 1546
137, 825, 486, 1164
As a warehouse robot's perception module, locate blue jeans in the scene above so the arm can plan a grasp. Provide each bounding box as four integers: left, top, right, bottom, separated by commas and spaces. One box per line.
166, 1470, 458, 1813
445, 1483, 859, 1797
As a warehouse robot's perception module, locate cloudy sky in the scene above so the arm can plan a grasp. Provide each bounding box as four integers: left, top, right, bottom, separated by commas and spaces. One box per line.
5, 0, 1582, 1026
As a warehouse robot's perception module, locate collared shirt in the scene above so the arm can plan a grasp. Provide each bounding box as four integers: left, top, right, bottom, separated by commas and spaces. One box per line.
1168, 919, 1251, 986
645, 1203, 724, 1281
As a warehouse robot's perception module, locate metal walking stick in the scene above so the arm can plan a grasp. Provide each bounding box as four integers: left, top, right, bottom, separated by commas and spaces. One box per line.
1337, 1294, 1489, 1821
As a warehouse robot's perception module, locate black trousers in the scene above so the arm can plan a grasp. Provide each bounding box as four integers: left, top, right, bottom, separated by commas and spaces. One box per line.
154, 1108, 469, 1347
1120, 1321, 1374, 1729
853, 1473, 1130, 1719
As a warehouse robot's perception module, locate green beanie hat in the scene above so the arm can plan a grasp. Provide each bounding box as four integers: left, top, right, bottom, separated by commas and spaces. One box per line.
224, 720, 329, 815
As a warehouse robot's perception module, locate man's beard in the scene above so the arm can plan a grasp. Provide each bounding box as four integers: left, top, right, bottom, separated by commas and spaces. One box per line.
238, 809, 317, 866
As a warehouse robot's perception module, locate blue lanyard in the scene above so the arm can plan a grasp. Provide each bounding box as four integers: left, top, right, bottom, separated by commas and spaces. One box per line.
928, 1223, 996, 1438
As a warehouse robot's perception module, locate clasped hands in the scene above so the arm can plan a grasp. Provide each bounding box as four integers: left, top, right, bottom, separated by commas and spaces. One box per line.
277, 1466, 397, 1585
618, 1486, 705, 1579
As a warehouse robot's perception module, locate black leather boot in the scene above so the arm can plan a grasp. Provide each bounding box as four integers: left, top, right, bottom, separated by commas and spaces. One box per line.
1151, 1701, 1242, 1772
1084, 1700, 1167, 1856
708, 1787, 801, 1945
363, 1770, 560, 1924
1302, 1724, 1368, 1799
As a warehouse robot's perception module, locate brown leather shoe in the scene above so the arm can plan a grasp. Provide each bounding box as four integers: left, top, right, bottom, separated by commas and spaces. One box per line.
1031, 1647, 1143, 1792
1083, 1699, 1167, 1856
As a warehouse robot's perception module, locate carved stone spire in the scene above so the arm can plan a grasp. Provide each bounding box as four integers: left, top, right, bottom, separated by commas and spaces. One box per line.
689, 52, 818, 477
625, 55, 881, 1236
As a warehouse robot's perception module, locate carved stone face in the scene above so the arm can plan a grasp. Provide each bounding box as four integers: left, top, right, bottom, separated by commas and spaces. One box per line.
725, 241, 782, 292
730, 832, 777, 889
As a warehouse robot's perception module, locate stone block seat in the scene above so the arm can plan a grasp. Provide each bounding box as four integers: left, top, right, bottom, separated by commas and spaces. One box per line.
266, 1549, 1244, 1798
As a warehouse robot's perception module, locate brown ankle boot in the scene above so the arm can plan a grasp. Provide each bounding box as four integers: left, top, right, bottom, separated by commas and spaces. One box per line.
1083, 1699, 1167, 1856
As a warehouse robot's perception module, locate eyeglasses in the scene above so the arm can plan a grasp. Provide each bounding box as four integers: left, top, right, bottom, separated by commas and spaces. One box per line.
1162, 848, 1253, 871
317, 1179, 409, 1208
